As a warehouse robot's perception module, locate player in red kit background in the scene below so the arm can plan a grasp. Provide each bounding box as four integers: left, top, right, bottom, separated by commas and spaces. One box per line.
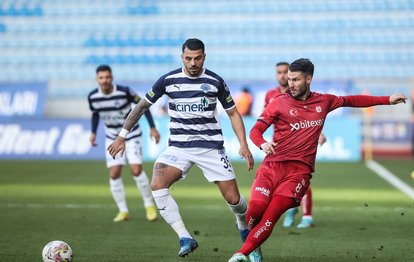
228, 58, 407, 262
264, 62, 290, 108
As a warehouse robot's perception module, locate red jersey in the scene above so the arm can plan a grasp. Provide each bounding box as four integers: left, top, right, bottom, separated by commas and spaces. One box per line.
250, 92, 390, 172
264, 87, 283, 108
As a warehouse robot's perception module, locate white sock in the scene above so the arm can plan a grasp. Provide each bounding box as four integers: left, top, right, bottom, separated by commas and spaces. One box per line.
228, 195, 248, 230
110, 177, 128, 212
152, 188, 191, 239
133, 171, 155, 208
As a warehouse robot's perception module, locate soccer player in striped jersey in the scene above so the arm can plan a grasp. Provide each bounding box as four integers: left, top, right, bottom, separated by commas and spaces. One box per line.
228, 58, 407, 262
88, 65, 160, 223
108, 38, 255, 257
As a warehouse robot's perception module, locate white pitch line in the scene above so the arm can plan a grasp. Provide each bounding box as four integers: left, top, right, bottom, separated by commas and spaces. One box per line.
0, 203, 409, 212
366, 160, 414, 201
1, 203, 113, 209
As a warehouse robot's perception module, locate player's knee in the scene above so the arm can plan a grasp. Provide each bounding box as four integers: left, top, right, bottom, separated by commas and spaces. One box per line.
109, 168, 122, 179
150, 180, 160, 191
131, 166, 143, 176
225, 194, 241, 205
150, 177, 168, 191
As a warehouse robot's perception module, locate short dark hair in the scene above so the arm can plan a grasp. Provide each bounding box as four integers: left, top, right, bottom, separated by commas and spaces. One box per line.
182, 38, 205, 53
276, 61, 289, 67
289, 58, 314, 76
96, 64, 112, 74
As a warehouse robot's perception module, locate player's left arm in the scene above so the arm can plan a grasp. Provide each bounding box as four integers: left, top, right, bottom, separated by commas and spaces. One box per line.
142, 106, 160, 144
342, 93, 407, 107
226, 107, 254, 170
145, 112, 160, 144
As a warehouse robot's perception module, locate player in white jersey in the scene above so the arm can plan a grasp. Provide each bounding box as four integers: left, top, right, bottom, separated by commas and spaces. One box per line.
108, 39, 256, 258
88, 65, 161, 223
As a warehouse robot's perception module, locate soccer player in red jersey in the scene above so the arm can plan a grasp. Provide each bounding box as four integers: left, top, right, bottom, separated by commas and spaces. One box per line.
266, 61, 321, 230
228, 58, 407, 262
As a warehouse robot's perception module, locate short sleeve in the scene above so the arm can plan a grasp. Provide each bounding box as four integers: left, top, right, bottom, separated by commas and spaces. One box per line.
217, 81, 236, 110
145, 76, 166, 104
87, 94, 96, 111
259, 99, 280, 126
127, 87, 141, 104
325, 94, 345, 112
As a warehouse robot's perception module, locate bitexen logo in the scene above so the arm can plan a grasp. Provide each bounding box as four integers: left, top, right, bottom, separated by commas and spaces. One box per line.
290, 119, 324, 131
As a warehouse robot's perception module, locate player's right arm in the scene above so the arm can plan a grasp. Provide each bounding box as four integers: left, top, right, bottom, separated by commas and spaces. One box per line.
250, 100, 279, 155
107, 75, 166, 158
107, 99, 152, 158
88, 92, 99, 147
90, 111, 99, 146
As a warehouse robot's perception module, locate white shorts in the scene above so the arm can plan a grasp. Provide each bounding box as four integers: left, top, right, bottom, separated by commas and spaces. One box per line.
155, 147, 236, 182
105, 137, 143, 168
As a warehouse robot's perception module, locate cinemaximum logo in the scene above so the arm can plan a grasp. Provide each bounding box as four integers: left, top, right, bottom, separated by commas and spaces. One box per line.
290, 119, 324, 131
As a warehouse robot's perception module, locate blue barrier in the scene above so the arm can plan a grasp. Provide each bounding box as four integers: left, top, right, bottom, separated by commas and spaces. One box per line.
0, 116, 362, 162
0, 82, 47, 118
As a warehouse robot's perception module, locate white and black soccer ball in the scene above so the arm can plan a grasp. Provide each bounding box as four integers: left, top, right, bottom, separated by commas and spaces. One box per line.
42, 240, 73, 262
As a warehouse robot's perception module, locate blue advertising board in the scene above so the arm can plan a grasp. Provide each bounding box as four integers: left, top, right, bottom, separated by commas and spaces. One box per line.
0, 82, 47, 118
0, 116, 361, 162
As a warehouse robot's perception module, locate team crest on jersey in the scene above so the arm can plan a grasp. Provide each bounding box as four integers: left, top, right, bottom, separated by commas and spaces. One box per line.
289, 108, 298, 116
315, 106, 322, 113
201, 84, 211, 93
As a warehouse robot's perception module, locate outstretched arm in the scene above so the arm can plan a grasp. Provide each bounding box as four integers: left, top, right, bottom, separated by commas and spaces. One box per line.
226, 107, 254, 170
107, 99, 152, 158
389, 93, 407, 105
343, 93, 407, 107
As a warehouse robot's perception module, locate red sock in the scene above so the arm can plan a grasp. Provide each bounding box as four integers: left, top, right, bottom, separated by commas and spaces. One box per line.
238, 195, 297, 256
301, 187, 312, 216
246, 200, 267, 230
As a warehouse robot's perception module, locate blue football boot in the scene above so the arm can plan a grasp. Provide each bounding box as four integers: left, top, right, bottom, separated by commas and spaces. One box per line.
178, 237, 198, 257
282, 207, 298, 228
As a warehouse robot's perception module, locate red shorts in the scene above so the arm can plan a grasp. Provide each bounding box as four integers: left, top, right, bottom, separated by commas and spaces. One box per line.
250, 160, 312, 204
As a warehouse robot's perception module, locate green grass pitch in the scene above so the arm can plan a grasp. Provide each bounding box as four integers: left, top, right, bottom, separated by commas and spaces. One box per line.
0, 159, 413, 261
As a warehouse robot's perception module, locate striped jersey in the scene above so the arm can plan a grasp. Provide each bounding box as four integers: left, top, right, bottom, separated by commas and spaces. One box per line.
145, 67, 235, 149
88, 85, 142, 140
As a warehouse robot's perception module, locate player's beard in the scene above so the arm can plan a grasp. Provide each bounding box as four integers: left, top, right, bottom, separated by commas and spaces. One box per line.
280, 79, 288, 88
100, 83, 113, 94
187, 66, 201, 77
290, 84, 309, 100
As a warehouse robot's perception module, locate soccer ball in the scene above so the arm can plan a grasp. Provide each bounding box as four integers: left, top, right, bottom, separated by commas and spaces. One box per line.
42, 240, 73, 262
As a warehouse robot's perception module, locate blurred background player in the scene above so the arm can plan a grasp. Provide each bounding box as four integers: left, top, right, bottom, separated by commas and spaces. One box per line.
264, 62, 290, 107
265, 61, 324, 229
107, 38, 256, 258
88, 64, 161, 222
